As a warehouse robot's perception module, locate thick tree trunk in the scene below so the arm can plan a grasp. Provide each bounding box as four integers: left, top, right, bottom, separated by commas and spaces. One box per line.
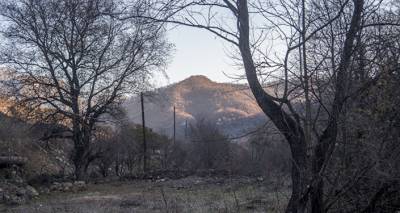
286, 164, 308, 213
236, 1, 308, 212
73, 145, 91, 180
74, 159, 88, 180
235, 0, 363, 212
72, 125, 92, 180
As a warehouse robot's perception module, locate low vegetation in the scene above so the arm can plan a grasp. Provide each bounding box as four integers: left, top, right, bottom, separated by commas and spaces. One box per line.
2, 176, 289, 213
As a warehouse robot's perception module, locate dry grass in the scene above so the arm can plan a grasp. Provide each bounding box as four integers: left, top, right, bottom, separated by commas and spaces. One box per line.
1, 177, 289, 213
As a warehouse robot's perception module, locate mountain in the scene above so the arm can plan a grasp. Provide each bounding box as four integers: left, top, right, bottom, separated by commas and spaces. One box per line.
124, 75, 268, 140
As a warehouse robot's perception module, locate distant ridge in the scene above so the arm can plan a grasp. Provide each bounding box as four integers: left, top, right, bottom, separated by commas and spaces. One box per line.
180, 75, 213, 84
125, 75, 267, 139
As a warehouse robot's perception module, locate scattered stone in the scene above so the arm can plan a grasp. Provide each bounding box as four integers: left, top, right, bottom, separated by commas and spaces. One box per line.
5, 194, 25, 205
156, 178, 167, 183
74, 181, 86, 186
15, 188, 26, 197
50, 182, 62, 191
0, 184, 39, 205
72, 181, 87, 192
25, 185, 39, 197
38, 187, 50, 194
0, 187, 4, 201
48, 181, 87, 193
62, 182, 73, 191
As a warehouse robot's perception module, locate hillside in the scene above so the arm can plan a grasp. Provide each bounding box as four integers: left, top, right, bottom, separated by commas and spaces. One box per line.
124, 75, 268, 139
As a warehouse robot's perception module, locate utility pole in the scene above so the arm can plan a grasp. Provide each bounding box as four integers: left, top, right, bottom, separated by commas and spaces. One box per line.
173, 105, 176, 145
140, 92, 147, 173
184, 120, 188, 139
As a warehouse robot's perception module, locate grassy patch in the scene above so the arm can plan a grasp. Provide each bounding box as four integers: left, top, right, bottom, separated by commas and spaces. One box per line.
1, 177, 289, 213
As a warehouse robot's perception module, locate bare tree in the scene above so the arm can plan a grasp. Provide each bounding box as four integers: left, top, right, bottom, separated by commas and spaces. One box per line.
188, 116, 231, 170
0, 0, 171, 179
124, 0, 400, 211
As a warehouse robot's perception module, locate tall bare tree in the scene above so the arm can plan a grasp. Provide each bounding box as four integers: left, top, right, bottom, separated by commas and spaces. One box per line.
0, 0, 171, 179
126, 0, 400, 211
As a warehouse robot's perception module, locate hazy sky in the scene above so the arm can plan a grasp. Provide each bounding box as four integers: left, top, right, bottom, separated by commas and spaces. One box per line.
158, 25, 242, 85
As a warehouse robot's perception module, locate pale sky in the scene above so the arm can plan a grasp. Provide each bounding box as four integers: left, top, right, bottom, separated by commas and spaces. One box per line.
156, 25, 242, 86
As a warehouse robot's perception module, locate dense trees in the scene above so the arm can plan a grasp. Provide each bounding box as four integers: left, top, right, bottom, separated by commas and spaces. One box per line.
0, 0, 171, 179
187, 117, 231, 170
92, 122, 170, 177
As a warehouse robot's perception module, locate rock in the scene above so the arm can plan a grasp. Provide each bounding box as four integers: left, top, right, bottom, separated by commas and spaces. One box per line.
63, 182, 73, 187
0, 187, 4, 202
0, 183, 40, 205
39, 187, 50, 194
14, 177, 24, 184
25, 185, 39, 197
7, 195, 25, 205
62, 182, 73, 191
156, 178, 167, 183
72, 181, 87, 191
49, 181, 87, 193
2, 193, 10, 201
74, 181, 86, 187
50, 182, 61, 191
3, 187, 27, 205
15, 188, 26, 196
256, 177, 264, 182
49, 185, 58, 191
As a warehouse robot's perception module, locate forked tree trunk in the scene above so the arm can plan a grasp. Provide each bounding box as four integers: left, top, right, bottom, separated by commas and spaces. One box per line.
234, 0, 364, 212
235, 0, 309, 212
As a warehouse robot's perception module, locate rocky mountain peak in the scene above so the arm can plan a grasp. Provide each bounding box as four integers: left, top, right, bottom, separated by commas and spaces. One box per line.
179, 75, 214, 86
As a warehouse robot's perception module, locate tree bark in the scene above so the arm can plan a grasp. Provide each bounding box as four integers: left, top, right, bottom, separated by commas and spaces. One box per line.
236, 0, 308, 212
72, 125, 92, 180
310, 0, 364, 212
235, 0, 363, 212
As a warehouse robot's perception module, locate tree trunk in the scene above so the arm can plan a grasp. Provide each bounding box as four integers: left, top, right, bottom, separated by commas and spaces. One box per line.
235, 0, 309, 212
310, 0, 364, 212
72, 126, 92, 180
74, 147, 90, 180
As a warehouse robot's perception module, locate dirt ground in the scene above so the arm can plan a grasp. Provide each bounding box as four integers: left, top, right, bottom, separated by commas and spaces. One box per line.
0, 176, 290, 213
